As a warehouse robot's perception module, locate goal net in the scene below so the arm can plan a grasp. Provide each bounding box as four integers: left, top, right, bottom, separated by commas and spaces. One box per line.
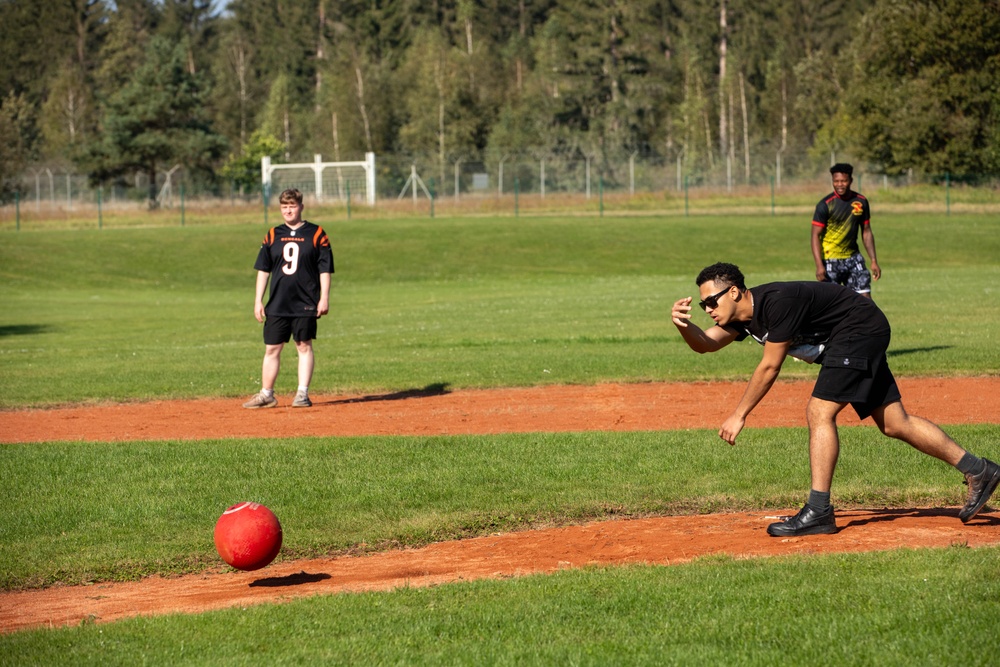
262, 153, 376, 205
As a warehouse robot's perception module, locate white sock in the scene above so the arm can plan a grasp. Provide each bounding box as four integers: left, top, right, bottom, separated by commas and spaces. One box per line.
297, 386, 309, 394
261, 388, 274, 398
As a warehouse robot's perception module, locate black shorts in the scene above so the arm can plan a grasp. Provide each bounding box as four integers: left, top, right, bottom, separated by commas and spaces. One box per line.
812, 332, 901, 420
263, 316, 318, 345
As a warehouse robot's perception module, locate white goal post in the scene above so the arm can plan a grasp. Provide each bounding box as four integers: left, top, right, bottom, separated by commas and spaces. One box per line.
261, 152, 376, 205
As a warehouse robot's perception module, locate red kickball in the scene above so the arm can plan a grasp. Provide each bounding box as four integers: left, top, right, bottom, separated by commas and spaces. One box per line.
213, 502, 283, 571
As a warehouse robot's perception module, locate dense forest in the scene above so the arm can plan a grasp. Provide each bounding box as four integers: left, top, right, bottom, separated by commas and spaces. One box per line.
1, 0, 998, 203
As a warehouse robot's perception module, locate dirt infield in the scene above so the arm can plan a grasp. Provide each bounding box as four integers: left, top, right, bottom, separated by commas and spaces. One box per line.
2, 377, 999, 633
4, 376, 999, 443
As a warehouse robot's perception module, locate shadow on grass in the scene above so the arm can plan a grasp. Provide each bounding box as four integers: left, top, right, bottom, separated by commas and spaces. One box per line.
840, 506, 1000, 528
320, 382, 452, 406
249, 571, 332, 588
887, 346, 952, 358
0, 324, 52, 337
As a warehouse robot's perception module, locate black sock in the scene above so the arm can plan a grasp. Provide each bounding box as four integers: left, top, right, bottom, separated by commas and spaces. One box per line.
808, 489, 831, 511
956, 452, 986, 476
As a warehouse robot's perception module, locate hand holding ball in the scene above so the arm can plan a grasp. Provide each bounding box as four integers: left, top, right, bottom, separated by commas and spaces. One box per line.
213, 502, 282, 571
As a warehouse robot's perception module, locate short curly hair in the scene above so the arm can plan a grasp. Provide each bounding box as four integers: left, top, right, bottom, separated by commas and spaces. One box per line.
696, 262, 746, 290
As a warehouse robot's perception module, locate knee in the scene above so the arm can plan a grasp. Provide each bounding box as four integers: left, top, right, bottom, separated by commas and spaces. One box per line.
806, 400, 837, 427
877, 414, 907, 439
872, 403, 909, 439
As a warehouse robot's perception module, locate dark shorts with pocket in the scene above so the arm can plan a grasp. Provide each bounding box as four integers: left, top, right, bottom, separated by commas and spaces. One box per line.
811, 332, 901, 420
824, 252, 871, 293
263, 316, 318, 345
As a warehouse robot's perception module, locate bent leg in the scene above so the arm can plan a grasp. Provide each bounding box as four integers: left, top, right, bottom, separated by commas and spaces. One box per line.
870, 400, 965, 466
806, 396, 849, 493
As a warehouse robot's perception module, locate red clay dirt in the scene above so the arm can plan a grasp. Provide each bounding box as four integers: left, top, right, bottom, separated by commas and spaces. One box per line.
2, 377, 999, 633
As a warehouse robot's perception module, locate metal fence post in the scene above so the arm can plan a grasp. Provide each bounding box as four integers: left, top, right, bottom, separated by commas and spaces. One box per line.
599, 175, 604, 217
684, 175, 689, 217
262, 186, 268, 227
770, 176, 775, 216
514, 177, 519, 217
429, 178, 435, 218
945, 172, 950, 217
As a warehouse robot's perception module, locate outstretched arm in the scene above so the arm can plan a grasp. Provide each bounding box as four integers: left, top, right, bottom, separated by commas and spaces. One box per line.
671, 297, 739, 353
719, 340, 790, 445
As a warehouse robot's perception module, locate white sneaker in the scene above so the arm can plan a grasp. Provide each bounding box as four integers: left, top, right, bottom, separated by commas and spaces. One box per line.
243, 392, 278, 409
291, 390, 312, 408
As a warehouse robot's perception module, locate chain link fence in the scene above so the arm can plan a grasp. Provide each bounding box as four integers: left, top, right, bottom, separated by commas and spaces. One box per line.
3, 150, 998, 229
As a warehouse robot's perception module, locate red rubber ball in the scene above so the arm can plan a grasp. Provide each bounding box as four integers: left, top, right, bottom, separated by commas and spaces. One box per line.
213, 502, 283, 571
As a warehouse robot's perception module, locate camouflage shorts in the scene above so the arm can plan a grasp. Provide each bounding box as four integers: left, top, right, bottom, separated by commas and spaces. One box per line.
824, 252, 871, 293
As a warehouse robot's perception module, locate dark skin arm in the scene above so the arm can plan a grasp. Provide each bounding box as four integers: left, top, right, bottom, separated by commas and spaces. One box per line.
811, 225, 828, 282
861, 224, 881, 281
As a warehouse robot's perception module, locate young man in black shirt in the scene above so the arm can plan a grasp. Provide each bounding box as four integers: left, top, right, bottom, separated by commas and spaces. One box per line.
670, 262, 998, 536
243, 188, 334, 409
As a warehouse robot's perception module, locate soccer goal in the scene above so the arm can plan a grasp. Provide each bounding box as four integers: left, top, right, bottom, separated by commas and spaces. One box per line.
261, 153, 376, 205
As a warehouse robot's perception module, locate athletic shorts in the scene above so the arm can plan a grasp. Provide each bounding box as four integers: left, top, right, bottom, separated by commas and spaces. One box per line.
263, 316, 318, 345
824, 252, 871, 293
812, 331, 901, 420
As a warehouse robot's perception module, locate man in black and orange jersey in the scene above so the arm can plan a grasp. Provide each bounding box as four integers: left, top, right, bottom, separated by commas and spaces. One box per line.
811, 163, 881, 299
243, 188, 334, 409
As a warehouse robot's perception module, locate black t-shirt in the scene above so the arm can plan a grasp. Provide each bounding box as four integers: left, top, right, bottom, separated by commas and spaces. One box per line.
254, 221, 334, 317
730, 281, 889, 347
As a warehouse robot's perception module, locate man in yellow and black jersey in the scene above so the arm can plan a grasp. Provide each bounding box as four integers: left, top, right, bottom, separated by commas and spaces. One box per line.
811, 163, 881, 299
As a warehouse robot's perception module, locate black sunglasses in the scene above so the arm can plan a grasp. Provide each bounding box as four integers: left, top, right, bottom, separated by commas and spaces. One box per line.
698, 285, 734, 311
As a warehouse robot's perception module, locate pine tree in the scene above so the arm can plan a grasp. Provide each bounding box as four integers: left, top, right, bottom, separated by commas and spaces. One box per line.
81, 36, 227, 206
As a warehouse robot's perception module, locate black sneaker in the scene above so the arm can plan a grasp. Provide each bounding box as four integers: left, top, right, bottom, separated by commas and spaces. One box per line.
767, 504, 838, 537
959, 458, 1000, 523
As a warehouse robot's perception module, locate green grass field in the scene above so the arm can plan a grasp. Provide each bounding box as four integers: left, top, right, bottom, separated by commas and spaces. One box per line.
1, 211, 999, 663
1, 212, 997, 406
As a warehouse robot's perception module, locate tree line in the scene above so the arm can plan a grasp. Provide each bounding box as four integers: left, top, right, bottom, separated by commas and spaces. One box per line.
1, 0, 998, 205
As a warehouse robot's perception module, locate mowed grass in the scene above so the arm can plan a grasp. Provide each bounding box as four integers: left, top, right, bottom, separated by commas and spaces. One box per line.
2, 211, 999, 662
2, 425, 998, 591
5, 549, 999, 666
0, 212, 998, 407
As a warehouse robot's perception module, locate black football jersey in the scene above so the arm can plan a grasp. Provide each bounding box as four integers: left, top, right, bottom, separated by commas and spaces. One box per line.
812, 190, 871, 260
254, 221, 334, 317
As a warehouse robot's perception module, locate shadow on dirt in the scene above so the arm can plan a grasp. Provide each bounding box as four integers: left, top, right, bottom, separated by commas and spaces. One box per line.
319, 382, 451, 405
249, 571, 332, 588
841, 507, 1000, 529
